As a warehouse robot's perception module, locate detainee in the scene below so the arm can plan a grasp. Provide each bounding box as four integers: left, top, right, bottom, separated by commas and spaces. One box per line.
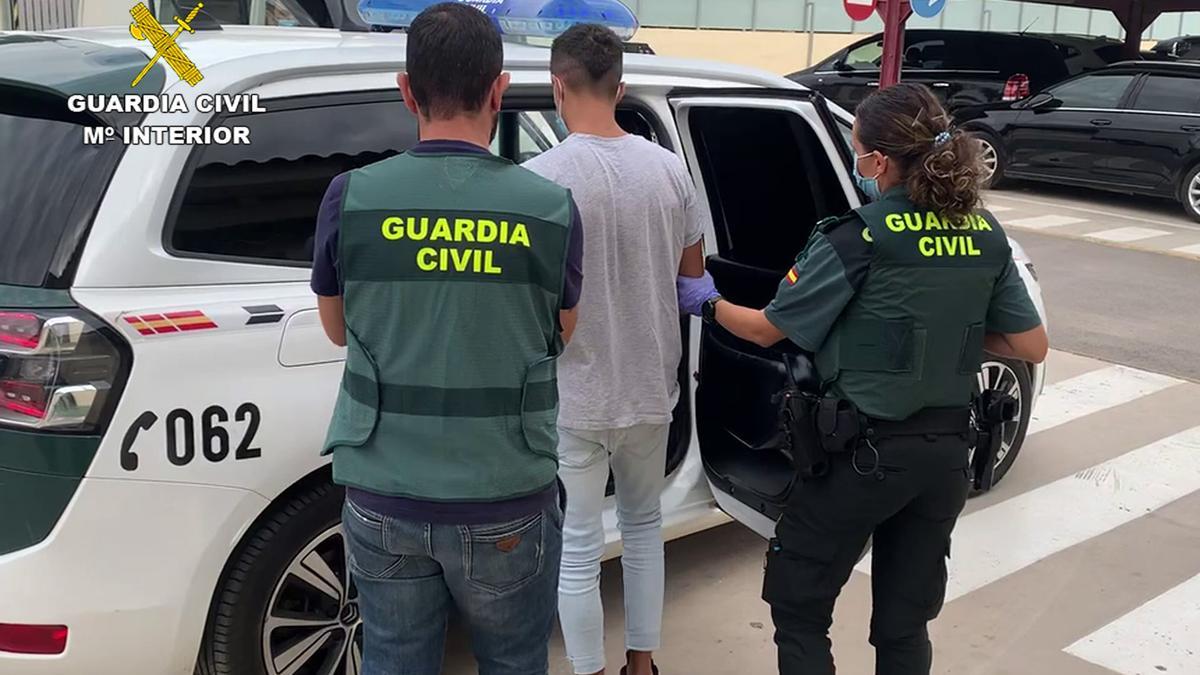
678, 83, 1048, 675
524, 23, 713, 675
311, 4, 584, 673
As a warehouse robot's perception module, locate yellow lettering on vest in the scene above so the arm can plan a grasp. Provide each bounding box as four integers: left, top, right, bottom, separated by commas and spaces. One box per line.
885, 214, 905, 232
905, 213, 921, 231
449, 248, 470, 272
925, 212, 944, 231
919, 236, 936, 257
976, 215, 993, 231
485, 250, 502, 274
499, 220, 509, 242
477, 219, 498, 243
416, 247, 437, 271
455, 219, 476, 242
966, 236, 983, 256
509, 223, 531, 248
431, 218, 452, 241
944, 236, 960, 256
382, 217, 405, 240
409, 217, 429, 240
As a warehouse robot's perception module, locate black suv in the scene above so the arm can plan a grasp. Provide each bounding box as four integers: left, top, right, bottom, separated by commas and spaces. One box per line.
957, 61, 1200, 221
789, 30, 1124, 115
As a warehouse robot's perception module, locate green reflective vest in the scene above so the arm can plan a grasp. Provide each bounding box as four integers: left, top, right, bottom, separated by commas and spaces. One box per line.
322, 150, 574, 501
815, 189, 1012, 421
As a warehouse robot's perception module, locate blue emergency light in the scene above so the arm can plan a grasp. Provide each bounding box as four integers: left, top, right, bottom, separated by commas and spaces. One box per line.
356, 0, 639, 41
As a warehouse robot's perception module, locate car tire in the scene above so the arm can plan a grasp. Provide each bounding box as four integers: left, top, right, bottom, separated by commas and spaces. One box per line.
1178, 163, 1200, 223
969, 357, 1033, 496
196, 481, 362, 675
973, 131, 1007, 189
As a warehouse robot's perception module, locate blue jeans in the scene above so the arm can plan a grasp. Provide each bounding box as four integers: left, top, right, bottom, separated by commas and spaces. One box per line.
342, 497, 564, 675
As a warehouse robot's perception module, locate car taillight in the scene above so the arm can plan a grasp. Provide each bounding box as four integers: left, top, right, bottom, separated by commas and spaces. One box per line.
0, 310, 125, 431
1003, 74, 1030, 102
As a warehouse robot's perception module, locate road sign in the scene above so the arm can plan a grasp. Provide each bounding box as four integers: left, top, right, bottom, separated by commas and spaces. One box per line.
844, 0, 876, 22
911, 0, 947, 19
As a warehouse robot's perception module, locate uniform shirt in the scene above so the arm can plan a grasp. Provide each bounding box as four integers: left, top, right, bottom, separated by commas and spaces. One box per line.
310, 139, 585, 524
523, 133, 710, 430
764, 194, 1042, 352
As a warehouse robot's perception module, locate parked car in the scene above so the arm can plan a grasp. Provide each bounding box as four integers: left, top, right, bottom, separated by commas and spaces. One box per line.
789, 29, 1125, 116
958, 60, 1200, 221
0, 16, 1047, 675
1149, 34, 1200, 60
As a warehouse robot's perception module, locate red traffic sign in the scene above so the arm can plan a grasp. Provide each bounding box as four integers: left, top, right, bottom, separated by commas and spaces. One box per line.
844, 0, 877, 21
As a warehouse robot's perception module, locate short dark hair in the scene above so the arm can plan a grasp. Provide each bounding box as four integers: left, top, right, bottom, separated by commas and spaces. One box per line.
550, 23, 623, 97
405, 3, 503, 119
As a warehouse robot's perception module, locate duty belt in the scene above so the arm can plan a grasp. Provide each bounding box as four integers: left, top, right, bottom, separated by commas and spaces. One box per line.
862, 406, 972, 439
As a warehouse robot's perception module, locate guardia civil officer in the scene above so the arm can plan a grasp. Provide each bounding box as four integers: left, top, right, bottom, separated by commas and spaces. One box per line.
312, 4, 584, 673
678, 83, 1048, 675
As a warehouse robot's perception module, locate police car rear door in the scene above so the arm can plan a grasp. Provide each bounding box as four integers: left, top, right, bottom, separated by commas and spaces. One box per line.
670, 88, 860, 539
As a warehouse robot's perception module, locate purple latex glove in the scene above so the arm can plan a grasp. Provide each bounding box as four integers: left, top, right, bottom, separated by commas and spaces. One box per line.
677, 272, 720, 316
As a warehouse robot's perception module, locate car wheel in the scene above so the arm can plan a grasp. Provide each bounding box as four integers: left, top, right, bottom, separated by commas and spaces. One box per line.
1179, 163, 1200, 223
968, 357, 1033, 495
973, 132, 1007, 189
196, 482, 362, 675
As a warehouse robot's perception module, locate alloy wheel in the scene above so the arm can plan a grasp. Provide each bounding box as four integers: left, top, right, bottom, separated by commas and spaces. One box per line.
975, 360, 1024, 468
1188, 171, 1200, 215
976, 137, 998, 185
261, 525, 362, 675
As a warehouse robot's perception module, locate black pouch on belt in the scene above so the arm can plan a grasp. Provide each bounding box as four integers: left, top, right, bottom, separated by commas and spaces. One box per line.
816, 397, 863, 455
776, 388, 828, 480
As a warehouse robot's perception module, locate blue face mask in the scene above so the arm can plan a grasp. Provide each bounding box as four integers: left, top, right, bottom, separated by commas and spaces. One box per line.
854, 153, 882, 201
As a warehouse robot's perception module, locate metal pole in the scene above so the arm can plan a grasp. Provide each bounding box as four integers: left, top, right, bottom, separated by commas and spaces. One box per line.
878, 0, 912, 89
805, 1, 816, 67
1053, 5, 1060, 33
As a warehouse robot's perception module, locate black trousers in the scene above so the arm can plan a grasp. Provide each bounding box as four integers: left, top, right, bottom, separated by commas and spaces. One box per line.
762, 432, 972, 675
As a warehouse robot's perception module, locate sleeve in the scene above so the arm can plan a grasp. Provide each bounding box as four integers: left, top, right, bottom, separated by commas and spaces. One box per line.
763, 218, 873, 352
680, 162, 710, 247
561, 198, 585, 310
310, 173, 349, 297
986, 259, 1043, 334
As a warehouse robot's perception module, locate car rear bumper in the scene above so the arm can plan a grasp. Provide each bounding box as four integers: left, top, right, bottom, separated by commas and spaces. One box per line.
0, 476, 268, 675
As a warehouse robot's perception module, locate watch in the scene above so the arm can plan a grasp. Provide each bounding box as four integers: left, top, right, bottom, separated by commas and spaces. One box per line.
701, 296, 722, 325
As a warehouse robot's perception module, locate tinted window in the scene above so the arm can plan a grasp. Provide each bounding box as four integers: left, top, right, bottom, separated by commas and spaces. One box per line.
1133, 75, 1200, 113
1048, 73, 1135, 108
169, 96, 417, 265
688, 107, 849, 272
904, 38, 952, 70
0, 91, 127, 286
843, 39, 883, 71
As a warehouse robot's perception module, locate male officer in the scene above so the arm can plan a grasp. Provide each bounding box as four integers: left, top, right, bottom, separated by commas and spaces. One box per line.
679, 83, 1048, 674
523, 23, 710, 675
311, 4, 584, 673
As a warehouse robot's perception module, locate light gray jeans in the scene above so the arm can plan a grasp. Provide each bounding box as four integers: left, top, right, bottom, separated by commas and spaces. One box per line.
557, 423, 669, 674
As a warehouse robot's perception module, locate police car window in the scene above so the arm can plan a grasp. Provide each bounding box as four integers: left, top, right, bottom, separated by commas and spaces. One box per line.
168, 96, 417, 266
1133, 75, 1200, 113
1048, 73, 1135, 109
688, 106, 850, 272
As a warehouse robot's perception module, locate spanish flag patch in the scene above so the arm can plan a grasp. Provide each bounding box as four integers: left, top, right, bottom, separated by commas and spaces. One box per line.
785, 267, 799, 285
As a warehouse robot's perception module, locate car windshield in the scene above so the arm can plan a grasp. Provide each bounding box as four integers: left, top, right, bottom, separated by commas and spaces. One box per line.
159, 0, 321, 27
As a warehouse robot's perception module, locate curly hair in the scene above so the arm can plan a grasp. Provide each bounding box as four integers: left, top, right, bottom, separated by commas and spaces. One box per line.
855, 83, 983, 222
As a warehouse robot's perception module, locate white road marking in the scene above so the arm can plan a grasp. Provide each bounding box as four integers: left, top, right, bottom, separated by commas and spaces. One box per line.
1065, 572, 1200, 674
1086, 226, 1173, 243
858, 426, 1200, 601
1172, 243, 1200, 257
1027, 365, 1182, 435
1007, 214, 1087, 230
985, 204, 1013, 213
986, 192, 1200, 233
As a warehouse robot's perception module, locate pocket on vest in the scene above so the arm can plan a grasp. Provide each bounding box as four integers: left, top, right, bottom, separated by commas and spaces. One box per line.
321, 333, 381, 455
836, 319, 926, 377
520, 355, 560, 460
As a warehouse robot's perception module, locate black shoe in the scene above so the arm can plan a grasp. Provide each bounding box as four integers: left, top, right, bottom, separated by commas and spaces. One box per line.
619, 663, 659, 675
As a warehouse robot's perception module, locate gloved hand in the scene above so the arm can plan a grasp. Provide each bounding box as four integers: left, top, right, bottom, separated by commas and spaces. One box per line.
677, 272, 720, 317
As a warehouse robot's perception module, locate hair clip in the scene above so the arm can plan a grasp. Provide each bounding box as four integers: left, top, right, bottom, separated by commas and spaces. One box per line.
934, 130, 952, 147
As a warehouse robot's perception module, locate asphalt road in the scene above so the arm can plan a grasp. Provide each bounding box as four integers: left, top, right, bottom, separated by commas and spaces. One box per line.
441, 183, 1200, 675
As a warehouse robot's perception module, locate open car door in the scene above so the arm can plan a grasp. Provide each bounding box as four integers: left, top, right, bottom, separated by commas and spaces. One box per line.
671, 88, 860, 539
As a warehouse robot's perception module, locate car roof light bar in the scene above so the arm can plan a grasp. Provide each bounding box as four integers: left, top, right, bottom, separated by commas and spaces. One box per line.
355, 0, 639, 41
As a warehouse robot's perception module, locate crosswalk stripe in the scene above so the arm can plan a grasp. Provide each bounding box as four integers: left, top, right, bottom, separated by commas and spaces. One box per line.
985, 204, 1013, 213
1085, 226, 1173, 243
1027, 364, 1182, 435
1172, 243, 1200, 256
1007, 215, 1087, 229
1064, 572, 1200, 674
931, 426, 1200, 601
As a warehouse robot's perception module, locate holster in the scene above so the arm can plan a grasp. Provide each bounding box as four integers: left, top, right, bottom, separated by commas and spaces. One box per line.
776, 388, 828, 480
972, 390, 1019, 491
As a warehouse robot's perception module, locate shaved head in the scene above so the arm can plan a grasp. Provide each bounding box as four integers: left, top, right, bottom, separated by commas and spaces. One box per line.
550, 23, 623, 98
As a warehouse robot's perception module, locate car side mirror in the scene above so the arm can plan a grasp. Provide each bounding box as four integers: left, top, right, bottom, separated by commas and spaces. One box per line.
833, 58, 851, 72
1025, 93, 1060, 111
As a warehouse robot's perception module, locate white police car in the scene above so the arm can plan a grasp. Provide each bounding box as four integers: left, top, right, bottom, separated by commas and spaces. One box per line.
0, 2, 1047, 673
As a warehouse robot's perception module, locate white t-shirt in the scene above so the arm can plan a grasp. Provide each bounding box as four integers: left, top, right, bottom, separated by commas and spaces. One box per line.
524, 133, 712, 430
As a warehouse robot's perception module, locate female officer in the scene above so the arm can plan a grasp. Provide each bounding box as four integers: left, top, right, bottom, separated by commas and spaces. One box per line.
678, 83, 1048, 675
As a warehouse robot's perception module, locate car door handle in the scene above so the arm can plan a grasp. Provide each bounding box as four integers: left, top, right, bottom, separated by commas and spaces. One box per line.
931, 82, 951, 88
1090, 119, 1112, 126
1181, 124, 1200, 131
866, 81, 880, 87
